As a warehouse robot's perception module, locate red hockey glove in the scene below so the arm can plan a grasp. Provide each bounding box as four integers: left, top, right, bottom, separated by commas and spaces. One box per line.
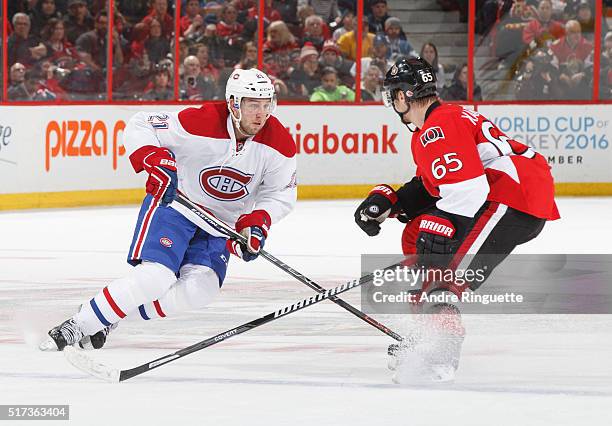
229, 210, 271, 261
354, 184, 399, 236
139, 147, 178, 206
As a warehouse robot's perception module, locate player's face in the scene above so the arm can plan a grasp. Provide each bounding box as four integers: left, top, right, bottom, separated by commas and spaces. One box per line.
392, 90, 409, 114
238, 98, 274, 135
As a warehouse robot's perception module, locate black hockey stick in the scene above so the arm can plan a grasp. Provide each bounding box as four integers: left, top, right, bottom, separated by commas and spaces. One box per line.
170, 193, 404, 342
63, 261, 403, 382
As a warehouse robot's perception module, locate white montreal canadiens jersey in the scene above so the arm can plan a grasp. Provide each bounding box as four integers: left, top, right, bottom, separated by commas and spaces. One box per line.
124, 103, 297, 236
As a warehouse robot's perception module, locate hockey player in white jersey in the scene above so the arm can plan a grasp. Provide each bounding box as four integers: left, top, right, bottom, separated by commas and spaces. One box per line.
40, 69, 297, 351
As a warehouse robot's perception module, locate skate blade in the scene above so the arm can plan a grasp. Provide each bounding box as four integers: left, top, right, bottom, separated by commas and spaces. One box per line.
64, 346, 120, 383
38, 337, 60, 352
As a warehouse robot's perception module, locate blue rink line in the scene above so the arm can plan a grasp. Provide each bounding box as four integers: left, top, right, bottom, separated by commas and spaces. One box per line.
2, 372, 610, 398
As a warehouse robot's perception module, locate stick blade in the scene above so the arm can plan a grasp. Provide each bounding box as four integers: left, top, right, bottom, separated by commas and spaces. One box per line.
64, 346, 120, 383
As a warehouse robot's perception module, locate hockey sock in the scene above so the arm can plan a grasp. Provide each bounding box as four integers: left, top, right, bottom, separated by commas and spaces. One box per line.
132, 264, 221, 321
74, 261, 177, 335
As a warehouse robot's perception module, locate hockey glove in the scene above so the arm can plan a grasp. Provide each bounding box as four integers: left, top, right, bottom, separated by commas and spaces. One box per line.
229, 210, 271, 261
354, 184, 398, 236
141, 147, 178, 206
416, 209, 473, 268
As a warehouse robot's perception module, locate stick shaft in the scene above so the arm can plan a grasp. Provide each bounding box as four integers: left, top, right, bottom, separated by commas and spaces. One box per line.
171, 194, 403, 341
119, 263, 392, 381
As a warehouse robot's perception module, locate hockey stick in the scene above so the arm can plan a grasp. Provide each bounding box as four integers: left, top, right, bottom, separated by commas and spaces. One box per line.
170, 193, 404, 342
64, 261, 403, 382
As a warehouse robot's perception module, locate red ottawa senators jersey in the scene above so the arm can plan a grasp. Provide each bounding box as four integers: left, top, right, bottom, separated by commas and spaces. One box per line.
410, 103, 560, 220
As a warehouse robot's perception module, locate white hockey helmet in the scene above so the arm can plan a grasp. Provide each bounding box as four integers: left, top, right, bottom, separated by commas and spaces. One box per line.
225, 68, 276, 112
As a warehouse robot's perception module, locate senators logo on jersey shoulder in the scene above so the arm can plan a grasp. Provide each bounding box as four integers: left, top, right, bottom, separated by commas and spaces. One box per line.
200, 166, 254, 201
420, 126, 445, 147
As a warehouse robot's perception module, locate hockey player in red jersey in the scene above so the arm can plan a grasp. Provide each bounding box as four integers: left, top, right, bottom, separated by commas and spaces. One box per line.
354, 57, 559, 382
40, 69, 297, 352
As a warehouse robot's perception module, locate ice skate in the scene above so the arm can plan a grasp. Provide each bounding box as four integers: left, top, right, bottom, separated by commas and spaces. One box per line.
390, 304, 465, 384
78, 323, 118, 350
39, 318, 85, 352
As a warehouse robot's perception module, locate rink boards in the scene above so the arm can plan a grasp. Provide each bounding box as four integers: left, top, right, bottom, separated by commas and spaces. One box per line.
0, 103, 610, 209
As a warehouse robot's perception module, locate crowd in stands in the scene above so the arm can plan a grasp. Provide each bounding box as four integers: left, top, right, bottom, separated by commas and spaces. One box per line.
476, 0, 610, 100
2, 0, 610, 102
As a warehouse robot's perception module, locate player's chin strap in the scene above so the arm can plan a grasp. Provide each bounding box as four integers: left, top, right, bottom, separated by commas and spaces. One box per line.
392, 92, 416, 129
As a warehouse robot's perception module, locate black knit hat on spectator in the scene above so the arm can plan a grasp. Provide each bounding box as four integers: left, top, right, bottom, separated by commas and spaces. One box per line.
68, 0, 86, 6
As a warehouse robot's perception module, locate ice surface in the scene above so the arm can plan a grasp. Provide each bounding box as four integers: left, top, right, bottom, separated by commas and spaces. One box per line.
1, 198, 611, 425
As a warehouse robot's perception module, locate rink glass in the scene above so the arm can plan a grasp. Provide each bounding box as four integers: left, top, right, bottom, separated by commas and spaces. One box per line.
473, 0, 598, 101
1, 0, 609, 103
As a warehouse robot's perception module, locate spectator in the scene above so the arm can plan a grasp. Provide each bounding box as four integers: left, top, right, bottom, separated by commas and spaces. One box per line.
361, 64, 383, 101
301, 15, 329, 51
600, 32, 612, 99
310, 66, 355, 101
510, 0, 538, 21
33, 59, 68, 100
550, 20, 593, 65
575, 1, 594, 39
522, 0, 565, 49
199, 23, 226, 68
384, 17, 416, 60
141, 0, 174, 39
368, 0, 390, 34
180, 55, 217, 100
310, 0, 341, 24
217, 5, 244, 38
440, 63, 482, 101
420, 42, 447, 90
297, 4, 316, 30
8, 13, 48, 67
8, 63, 32, 100
30, 0, 63, 37
63, 0, 94, 45
332, 10, 354, 42
337, 14, 375, 61
558, 57, 591, 99
251, 0, 282, 24
515, 49, 563, 99
115, 22, 153, 99
320, 39, 354, 86
263, 21, 300, 79
76, 11, 124, 72
192, 43, 221, 83
288, 43, 321, 99
181, 0, 204, 37
141, 64, 173, 100
273, 0, 299, 26
117, 0, 150, 24
216, 4, 245, 64
360, 33, 393, 77
41, 18, 80, 69
145, 17, 171, 65
235, 41, 258, 70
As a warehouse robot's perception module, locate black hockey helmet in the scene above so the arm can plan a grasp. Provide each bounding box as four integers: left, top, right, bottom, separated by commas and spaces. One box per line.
382, 56, 437, 108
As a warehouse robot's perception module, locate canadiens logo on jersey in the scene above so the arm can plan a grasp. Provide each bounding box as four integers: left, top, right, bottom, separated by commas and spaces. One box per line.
200, 166, 254, 201
420, 126, 445, 147
147, 114, 169, 129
